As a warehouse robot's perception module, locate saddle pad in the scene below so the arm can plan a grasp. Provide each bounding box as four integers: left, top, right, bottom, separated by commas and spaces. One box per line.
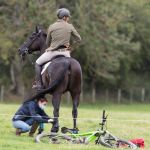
41, 62, 51, 75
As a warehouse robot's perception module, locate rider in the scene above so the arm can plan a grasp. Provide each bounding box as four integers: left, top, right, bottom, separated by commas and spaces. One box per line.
12, 97, 54, 136
34, 8, 81, 91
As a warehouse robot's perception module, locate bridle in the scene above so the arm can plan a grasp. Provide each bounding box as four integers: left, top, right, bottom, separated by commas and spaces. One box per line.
21, 30, 42, 54
19, 30, 42, 64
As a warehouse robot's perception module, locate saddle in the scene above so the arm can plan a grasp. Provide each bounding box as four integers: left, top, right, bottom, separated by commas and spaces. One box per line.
41, 44, 70, 75
41, 55, 65, 75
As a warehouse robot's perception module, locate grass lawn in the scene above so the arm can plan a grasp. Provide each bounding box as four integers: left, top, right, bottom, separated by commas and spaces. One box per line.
0, 102, 150, 150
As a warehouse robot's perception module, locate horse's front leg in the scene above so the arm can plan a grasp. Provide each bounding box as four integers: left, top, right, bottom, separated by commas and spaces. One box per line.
71, 92, 80, 130
51, 93, 61, 133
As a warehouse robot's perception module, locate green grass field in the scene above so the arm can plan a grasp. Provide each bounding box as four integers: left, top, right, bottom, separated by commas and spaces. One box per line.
0, 102, 150, 150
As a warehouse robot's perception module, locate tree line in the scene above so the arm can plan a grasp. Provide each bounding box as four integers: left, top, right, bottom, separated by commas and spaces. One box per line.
0, 0, 150, 100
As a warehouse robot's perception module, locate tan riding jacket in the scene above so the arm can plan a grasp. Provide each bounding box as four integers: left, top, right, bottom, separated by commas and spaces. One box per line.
46, 19, 81, 51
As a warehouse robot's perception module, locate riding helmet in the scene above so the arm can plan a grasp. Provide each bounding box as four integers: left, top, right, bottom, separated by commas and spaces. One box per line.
57, 8, 71, 19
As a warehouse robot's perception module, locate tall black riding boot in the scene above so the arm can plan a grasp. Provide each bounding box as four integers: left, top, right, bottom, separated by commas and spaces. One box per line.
33, 63, 43, 91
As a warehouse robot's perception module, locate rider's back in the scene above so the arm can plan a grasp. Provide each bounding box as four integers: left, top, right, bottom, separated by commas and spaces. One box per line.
46, 19, 81, 51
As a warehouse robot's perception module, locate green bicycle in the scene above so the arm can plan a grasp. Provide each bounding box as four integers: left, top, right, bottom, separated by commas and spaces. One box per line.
35, 110, 137, 149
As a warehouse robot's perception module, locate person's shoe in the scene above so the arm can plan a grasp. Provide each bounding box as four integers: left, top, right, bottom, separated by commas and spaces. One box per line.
16, 129, 21, 136
37, 128, 44, 135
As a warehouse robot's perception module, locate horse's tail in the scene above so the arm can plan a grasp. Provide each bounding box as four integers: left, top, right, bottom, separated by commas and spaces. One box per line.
25, 59, 70, 102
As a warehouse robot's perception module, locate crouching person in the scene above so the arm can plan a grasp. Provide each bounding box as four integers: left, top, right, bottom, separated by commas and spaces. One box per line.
12, 97, 54, 136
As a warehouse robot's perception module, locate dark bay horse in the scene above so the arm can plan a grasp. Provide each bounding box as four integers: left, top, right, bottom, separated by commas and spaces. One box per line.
18, 26, 82, 132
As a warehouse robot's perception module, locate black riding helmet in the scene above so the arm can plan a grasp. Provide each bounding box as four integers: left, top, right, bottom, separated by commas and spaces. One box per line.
57, 8, 71, 19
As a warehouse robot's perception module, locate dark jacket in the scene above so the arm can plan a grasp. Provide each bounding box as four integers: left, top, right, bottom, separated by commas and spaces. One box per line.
12, 100, 50, 123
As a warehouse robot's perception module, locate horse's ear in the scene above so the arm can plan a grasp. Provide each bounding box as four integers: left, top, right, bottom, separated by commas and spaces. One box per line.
35, 25, 39, 33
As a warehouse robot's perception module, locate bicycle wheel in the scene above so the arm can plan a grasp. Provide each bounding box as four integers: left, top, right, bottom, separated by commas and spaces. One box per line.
97, 133, 137, 149
35, 132, 73, 144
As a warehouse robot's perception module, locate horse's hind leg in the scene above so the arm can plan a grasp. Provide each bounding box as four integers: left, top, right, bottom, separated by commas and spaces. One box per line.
71, 92, 80, 129
51, 93, 61, 133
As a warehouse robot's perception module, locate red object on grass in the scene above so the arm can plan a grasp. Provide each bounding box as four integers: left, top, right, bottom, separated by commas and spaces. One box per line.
129, 138, 144, 148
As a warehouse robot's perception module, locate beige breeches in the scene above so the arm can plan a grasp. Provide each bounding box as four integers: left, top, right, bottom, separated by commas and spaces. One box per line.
36, 50, 70, 65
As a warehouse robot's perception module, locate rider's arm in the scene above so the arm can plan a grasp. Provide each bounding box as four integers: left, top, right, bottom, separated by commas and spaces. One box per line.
70, 24, 82, 44
46, 26, 52, 47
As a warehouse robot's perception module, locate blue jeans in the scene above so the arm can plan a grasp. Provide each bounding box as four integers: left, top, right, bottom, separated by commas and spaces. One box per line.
12, 118, 44, 133
12, 120, 31, 132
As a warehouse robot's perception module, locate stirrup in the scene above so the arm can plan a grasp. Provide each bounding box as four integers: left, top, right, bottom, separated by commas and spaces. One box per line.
32, 81, 44, 91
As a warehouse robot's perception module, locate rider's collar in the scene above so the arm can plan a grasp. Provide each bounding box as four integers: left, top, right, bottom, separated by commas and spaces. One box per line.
57, 19, 65, 22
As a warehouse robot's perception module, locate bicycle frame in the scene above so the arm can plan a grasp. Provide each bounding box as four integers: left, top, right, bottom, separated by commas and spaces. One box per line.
64, 129, 117, 144
74, 110, 107, 141
57, 110, 108, 143
69, 130, 103, 142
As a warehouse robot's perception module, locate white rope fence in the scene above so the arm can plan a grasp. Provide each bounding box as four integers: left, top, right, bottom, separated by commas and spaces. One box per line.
0, 113, 150, 123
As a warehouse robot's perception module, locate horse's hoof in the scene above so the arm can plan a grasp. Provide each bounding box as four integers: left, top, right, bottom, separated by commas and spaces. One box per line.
73, 128, 79, 134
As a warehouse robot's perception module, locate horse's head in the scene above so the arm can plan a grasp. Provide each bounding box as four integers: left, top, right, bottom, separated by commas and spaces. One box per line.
18, 26, 47, 61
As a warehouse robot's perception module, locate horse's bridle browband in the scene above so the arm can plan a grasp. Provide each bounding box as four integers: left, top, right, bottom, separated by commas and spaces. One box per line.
23, 30, 41, 54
